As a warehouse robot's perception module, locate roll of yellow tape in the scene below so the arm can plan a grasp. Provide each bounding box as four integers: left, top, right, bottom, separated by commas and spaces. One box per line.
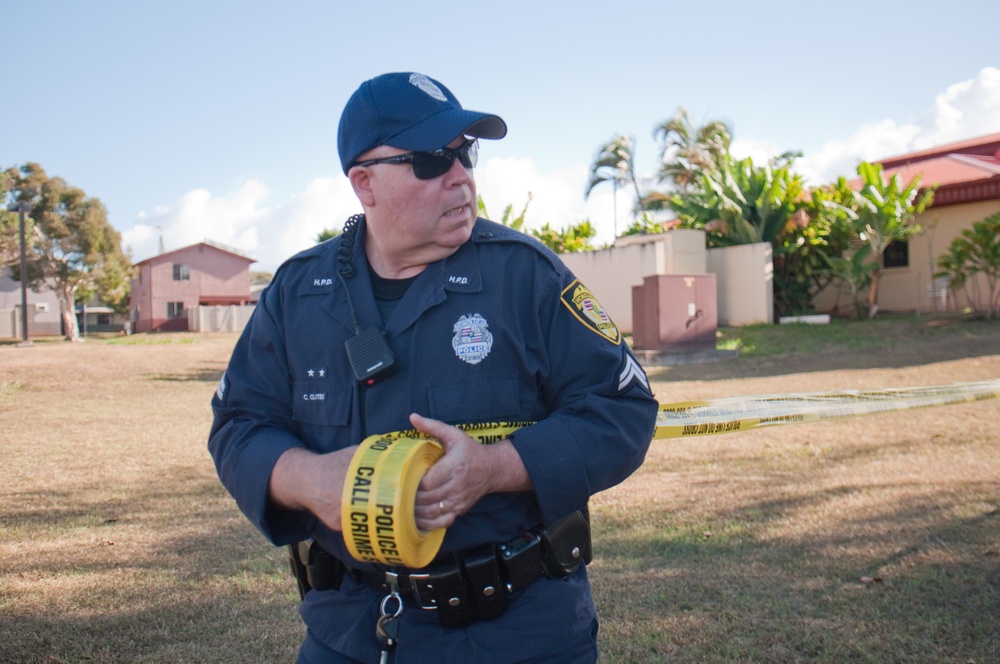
342, 433, 444, 568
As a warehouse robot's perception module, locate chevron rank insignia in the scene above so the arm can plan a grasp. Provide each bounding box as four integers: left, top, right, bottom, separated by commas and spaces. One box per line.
618, 354, 650, 392
560, 279, 621, 345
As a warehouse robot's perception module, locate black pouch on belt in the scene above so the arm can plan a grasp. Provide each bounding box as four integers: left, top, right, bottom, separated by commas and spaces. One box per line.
289, 540, 345, 598
539, 507, 593, 579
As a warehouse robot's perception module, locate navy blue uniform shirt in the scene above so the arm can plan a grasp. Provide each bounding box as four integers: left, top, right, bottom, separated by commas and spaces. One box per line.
209, 218, 658, 663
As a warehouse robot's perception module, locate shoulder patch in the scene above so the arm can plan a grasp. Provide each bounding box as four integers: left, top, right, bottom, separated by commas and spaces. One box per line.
560, 279, 621, 345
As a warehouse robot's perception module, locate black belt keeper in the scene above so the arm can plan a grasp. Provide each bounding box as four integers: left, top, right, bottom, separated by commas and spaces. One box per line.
289, 508, 592, 627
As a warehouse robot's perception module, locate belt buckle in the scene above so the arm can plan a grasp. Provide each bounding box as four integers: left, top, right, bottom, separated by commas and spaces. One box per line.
408, 572, 438, 610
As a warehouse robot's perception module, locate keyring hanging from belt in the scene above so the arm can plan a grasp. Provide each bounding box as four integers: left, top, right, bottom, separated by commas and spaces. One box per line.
376, 573, 404, 663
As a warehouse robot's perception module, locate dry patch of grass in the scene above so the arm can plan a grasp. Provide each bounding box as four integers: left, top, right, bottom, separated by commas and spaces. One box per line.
1, 335, 301, 663
1, 321, 998, 663
594, 348, 1000, 663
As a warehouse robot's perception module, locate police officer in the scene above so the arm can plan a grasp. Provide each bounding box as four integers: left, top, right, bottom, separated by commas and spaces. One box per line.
209, 72, 658, 663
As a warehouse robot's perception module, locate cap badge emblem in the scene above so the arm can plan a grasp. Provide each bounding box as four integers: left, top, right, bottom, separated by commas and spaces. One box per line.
409, 73, 448, 102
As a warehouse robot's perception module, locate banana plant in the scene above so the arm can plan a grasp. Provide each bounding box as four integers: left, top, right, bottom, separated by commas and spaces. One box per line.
936, 212, 1000, 318
850, 162, 936, 318
822, 244, 876, 319
477, 193, 532, 232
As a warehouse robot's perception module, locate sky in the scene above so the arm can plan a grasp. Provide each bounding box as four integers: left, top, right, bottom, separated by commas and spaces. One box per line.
3, 0, 999, 273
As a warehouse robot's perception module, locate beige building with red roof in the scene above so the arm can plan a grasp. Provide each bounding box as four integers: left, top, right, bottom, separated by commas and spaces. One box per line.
820, 132, 1000, 315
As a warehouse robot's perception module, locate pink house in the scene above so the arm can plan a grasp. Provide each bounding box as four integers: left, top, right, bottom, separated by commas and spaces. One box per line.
129, 240, 256, 332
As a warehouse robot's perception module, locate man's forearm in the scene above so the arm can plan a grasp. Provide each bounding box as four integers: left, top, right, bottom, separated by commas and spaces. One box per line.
268, 446, 357, 531
484, 440, 533, 494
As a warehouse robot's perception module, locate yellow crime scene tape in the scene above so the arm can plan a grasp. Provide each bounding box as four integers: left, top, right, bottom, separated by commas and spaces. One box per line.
653, 379, 1000, 437
341, 423, 529, 568
342, 379, 1000, 568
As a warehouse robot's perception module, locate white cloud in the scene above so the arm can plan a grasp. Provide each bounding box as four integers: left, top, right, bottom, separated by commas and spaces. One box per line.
793, 120, 924, 185
918, 66, 1000, 147
475, 157, 634, 247
729, 136, 783, 166
122, 176, 360, 272
797, 67, 1000, 185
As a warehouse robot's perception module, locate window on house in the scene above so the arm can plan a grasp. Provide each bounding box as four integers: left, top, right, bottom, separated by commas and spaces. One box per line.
883, 240, 909, 268
167, 302, 185, 318
173, 263, 190, 280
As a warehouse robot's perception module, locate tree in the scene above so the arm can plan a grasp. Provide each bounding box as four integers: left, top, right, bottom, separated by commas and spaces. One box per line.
619, 212, 669, 237
668, 154, 855, 317
478, 193, 532, 231
669, 154, 808, 247
316, 227, 341, 243
781, 179, 859, 317
1, 167, 26, 267
851, 162, 936, 318
822, 243, 877, 319
477, 194, 597, 253
653, 107, 732, 192
585, 134, 643, 236
7, 163, 132, 341
530, 220, 597, 254
935, 211, 1000, 318
933, 241, 973, 311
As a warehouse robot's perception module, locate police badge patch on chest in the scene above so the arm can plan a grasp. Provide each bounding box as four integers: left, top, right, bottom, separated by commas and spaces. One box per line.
452, 313, 493, 365
560, 279, 622, 345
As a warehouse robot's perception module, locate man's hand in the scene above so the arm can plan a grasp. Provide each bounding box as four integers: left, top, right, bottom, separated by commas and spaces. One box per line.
410, 413, 533, 531
268, 445, 358, 532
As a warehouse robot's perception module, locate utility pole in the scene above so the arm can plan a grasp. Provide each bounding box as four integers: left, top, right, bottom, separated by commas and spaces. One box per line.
7, 201, 33, 347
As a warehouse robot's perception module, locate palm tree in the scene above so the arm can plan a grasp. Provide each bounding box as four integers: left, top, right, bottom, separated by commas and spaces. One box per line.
585, 134, 643, 236
654, 107, 732, 192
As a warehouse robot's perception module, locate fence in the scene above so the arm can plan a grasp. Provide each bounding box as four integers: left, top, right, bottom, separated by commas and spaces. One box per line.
0, 309, 15, 338
189, 304, 256, 333
0, 308, 56, 338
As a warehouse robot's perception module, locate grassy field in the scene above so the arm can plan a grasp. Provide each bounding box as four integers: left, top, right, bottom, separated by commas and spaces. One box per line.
1, 315, 998, 663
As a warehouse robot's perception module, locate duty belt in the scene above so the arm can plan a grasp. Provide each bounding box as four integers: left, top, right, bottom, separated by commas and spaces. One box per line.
350, 540, 527, 628
299, 508, 592, 628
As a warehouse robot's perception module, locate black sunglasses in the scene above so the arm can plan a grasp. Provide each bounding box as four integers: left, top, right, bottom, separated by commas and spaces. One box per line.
353, 138, 479, 180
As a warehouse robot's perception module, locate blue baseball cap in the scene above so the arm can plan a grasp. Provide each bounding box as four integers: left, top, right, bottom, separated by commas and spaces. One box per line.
338, 72, 507, 174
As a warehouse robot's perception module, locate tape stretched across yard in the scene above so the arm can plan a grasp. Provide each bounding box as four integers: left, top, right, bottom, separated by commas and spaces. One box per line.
342, 379, 1000, 568
653, 379, 1000, 438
